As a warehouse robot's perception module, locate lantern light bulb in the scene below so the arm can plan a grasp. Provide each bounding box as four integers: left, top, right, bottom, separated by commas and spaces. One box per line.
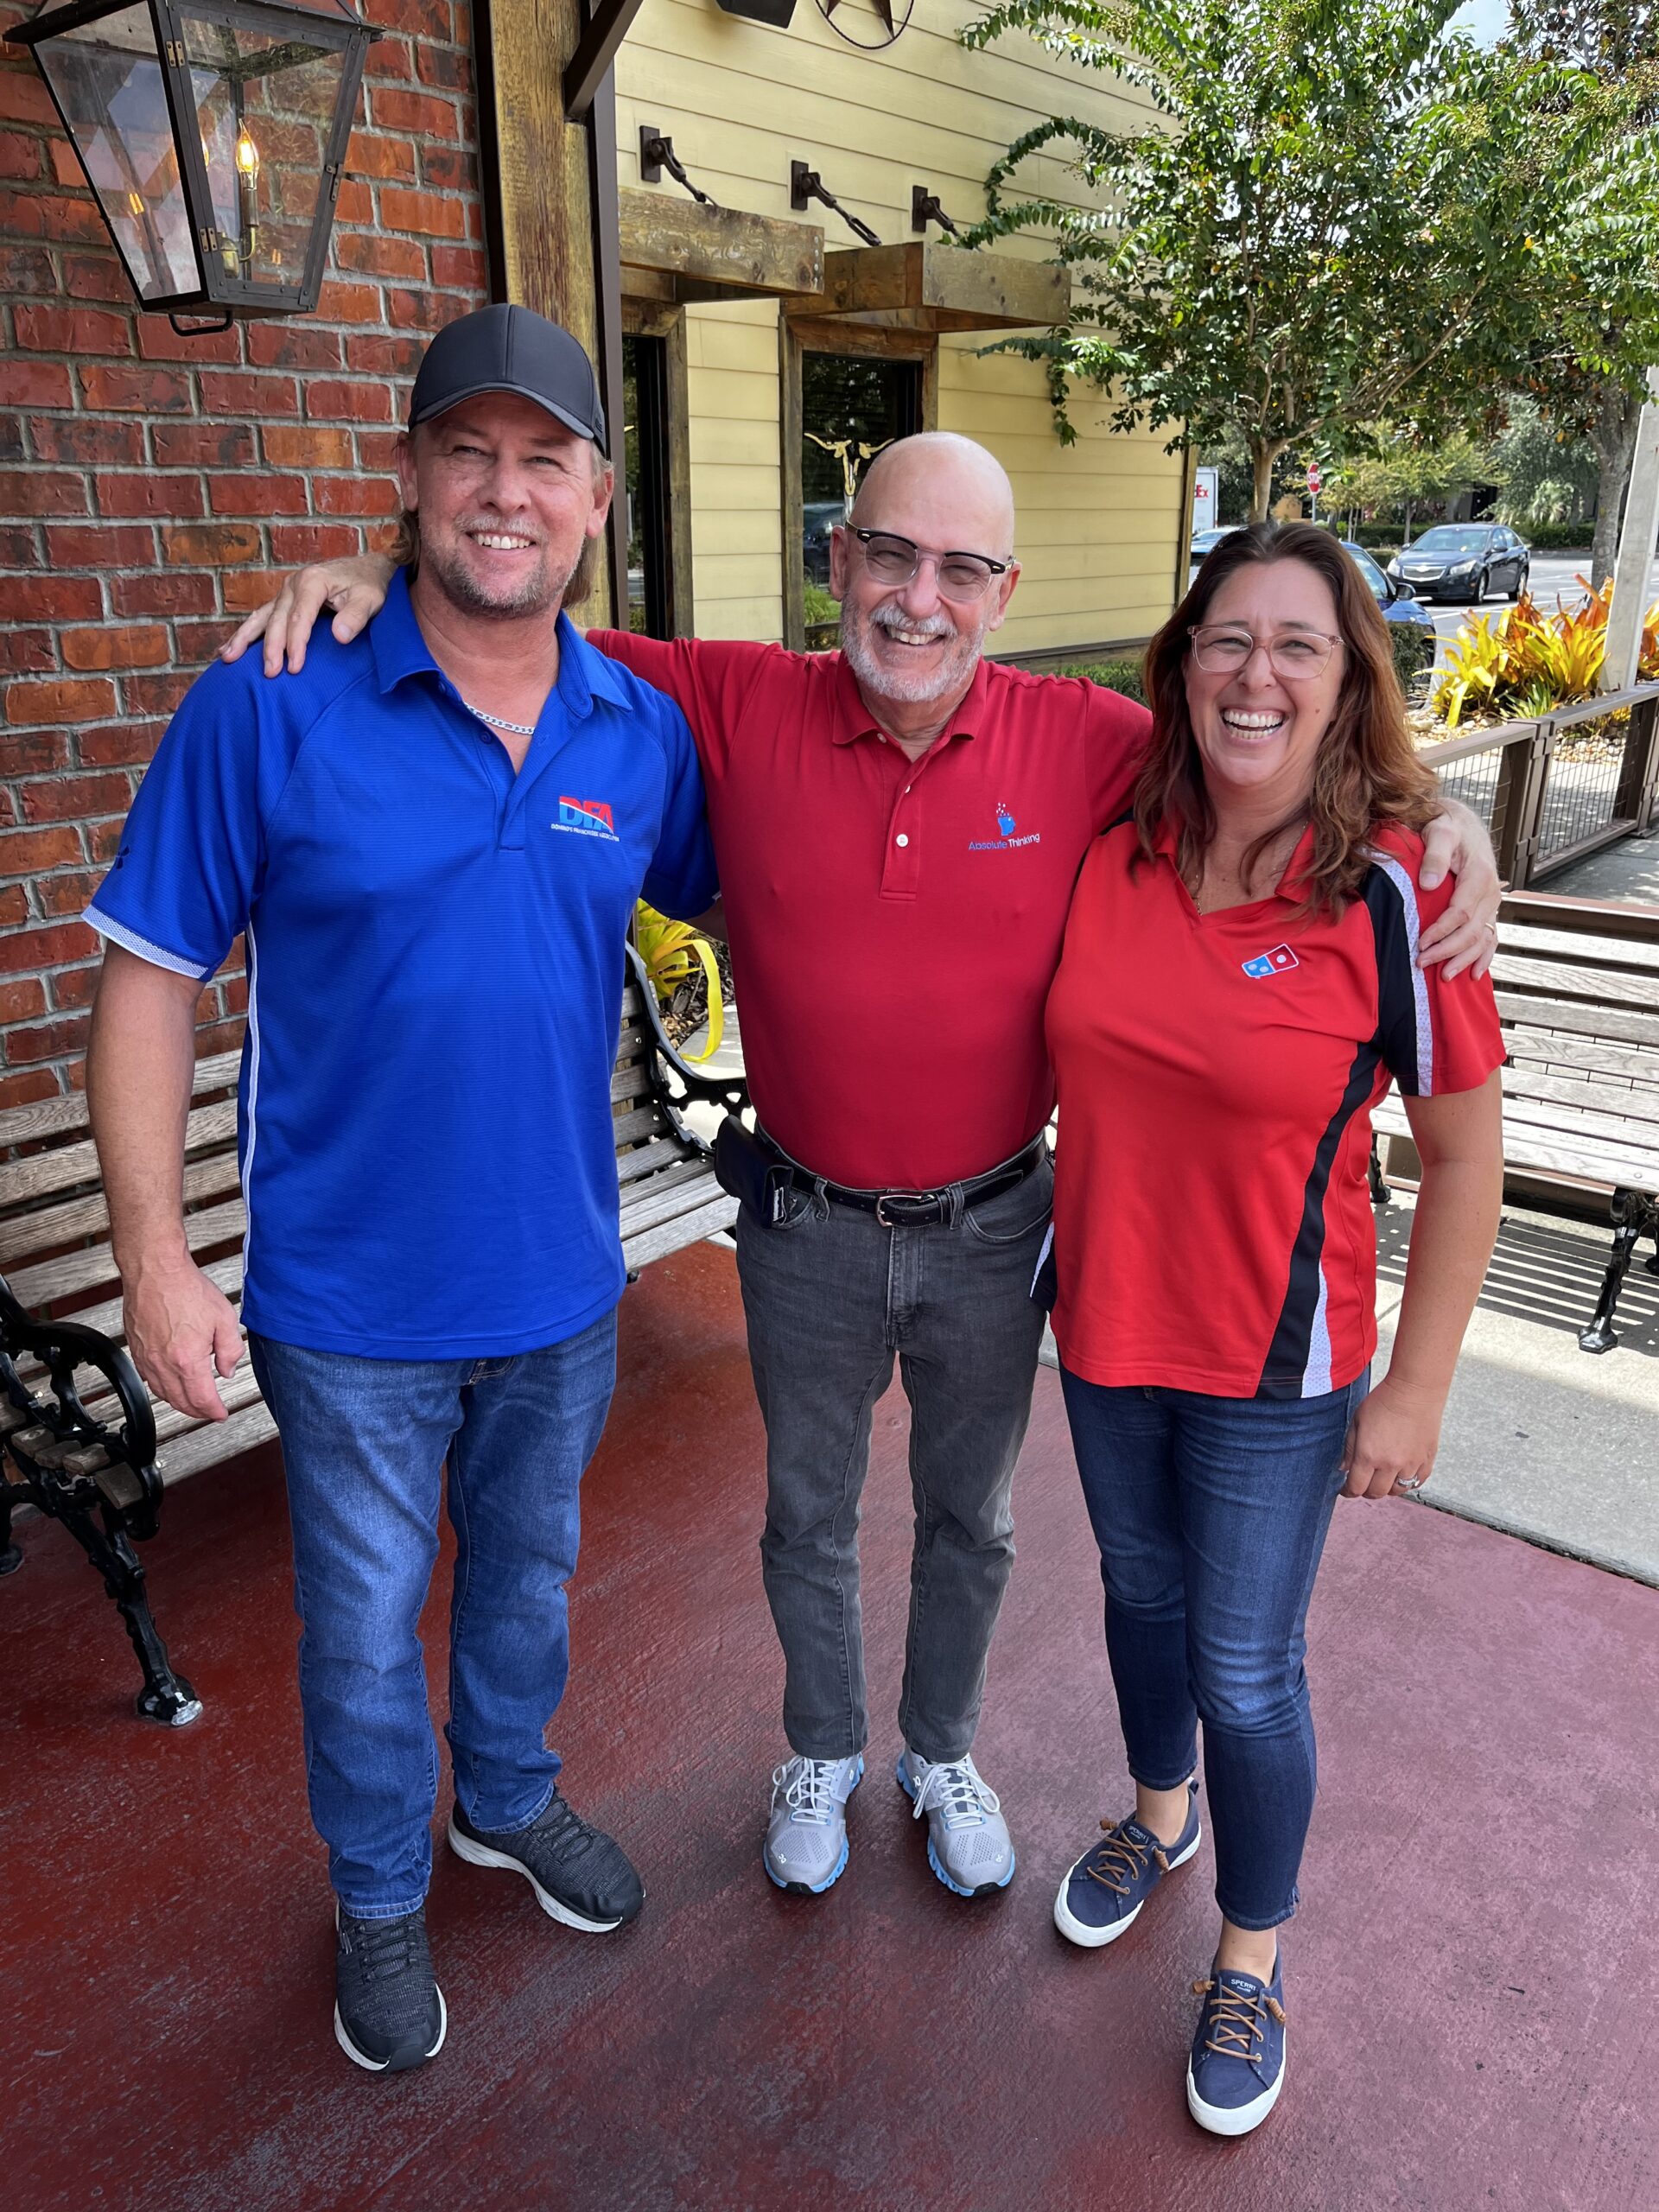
127, 190, 144, 219
235, 127, 259, 176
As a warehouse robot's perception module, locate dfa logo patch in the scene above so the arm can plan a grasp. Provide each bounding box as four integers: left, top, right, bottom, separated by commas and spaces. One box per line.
1242, 944, 1300, 979
969, 800, 1041, 852
552, 797, 620, 841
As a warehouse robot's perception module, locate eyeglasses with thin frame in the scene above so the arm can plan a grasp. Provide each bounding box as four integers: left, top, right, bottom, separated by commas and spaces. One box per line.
847, 527, 1011, 602
1189, 625, 1340, 678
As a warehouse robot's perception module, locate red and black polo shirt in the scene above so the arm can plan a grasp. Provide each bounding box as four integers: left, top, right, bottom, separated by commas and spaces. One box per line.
1044, 817, 1504, 1399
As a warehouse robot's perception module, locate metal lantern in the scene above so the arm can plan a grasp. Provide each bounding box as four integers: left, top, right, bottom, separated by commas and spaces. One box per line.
12, 0, 376, 325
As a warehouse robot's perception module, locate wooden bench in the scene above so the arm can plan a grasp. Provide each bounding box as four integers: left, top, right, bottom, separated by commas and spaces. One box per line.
0, 947, 746, 1726
1373, 889, 1659, 1352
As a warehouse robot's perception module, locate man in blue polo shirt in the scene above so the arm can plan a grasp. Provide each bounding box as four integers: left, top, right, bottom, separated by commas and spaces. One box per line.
83, 307, 716, 2075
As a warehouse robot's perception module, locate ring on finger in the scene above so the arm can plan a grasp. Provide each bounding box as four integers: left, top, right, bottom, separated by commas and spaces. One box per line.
1395, 1473, 1426, 1493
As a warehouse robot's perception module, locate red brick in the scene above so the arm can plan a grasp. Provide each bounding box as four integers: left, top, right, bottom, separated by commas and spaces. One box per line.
95, 472, 205, 518
0, 883, 27, 925
19, 772, 133, 821
79, 363, 191, 414
365, 519, 401, 558
416, 45, 471, 92
3, 677, 114, 728
0, 359, 74, 408
30, 415, 143, 467
219, 568, 296, 614
432, 243, 486, 291
77, 719, 163, 766
334, 179, 374, 226
206, 473, 308, 518
192, 1016, 245, 1056
0, 825, 84, 873
0, 976, 47, 1023
379, 186, 467, 239
245, 321, 343, 371
2, 734, 72, 777
315, 278, 386, 324
3, 575, 102, 622
88, 818, 124, 862
33, 868, 99, 918
346, 130, 417, 181
345, 333, 423, 377
7, 1013, 91, 1061
355, 429, 402, 470
221, 971, 250, 1015
421, 148, 474, 193
268, 523, 360, 563
122, 672, 194, 716
45, 523, 154, 567
0, 67, 59, 130
393, 0, 455, 40
0, 524, 37, 565
150, 422, 256, 470
60, 251, 130, 303
370, 87, 459, 138
161, 521, 262, 567
364, 35, 416, 80
48, 137, 86, 189
136, 317, 242, 366
0, 243, 54, 292
0, 1069, 60, 1108
40, 195, 113, 246
0, 183, 48, 236
0, 128, 42, 181
65, 1058, 88, 1091
174, 618, 240, 660
48, 963, 100, 1011
111, 572, 213, 618
60, 625, 168, 671
308, 378, 393, 423
388, 288, 473, 333
14, 302, 134, 357
0, 628, 54, 675
0, 469, 87, 518
334, 229, 427, 279
260, 424, 354, 470
198, 370, 298, 417
0, 416, 23, 465
312, 475, 399, 518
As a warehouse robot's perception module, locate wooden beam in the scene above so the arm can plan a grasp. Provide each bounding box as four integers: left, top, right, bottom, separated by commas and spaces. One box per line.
563, 0, 649, 121
620, 188, 823, 298
787, 241, 1069, 331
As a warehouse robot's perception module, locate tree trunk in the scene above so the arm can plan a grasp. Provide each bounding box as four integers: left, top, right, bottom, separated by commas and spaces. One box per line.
1590, 378, 1643, 589
1249, 440, 1287, 523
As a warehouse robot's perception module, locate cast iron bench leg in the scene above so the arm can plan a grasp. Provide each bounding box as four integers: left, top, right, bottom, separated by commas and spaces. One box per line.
1579, 1191, 1646, 1355
53, 1495, 202, 1726
1, 1489, 20, 1577
1369, 1135, 1391, 1208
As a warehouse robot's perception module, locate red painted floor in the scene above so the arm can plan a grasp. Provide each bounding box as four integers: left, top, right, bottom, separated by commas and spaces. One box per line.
3, 1242, 1656, 2212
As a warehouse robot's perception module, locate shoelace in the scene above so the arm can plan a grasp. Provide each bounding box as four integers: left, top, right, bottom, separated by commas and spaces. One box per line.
1084, 1818, 1169, 1895
772, 1758, 844, 1826
345, 1913, 425, 1985
910, 1757, 999, 1831
1192, 1976, 1287, 2061
532, 1790, 602, 1864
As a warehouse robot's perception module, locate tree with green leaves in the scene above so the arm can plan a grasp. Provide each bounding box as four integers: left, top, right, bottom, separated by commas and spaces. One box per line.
961, 0, 1659, 530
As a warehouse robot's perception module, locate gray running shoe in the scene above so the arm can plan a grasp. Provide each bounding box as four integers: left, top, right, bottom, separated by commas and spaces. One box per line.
764, 1752, 864, 1893
334, 1904, 447, 2074
896, 1749, 1015, 1897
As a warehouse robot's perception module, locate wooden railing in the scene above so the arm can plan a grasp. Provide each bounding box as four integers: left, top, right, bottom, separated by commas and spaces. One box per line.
1415, 684, 1659, 888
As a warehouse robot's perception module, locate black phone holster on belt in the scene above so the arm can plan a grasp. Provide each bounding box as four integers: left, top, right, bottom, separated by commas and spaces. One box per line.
713, 1116, 811, 1228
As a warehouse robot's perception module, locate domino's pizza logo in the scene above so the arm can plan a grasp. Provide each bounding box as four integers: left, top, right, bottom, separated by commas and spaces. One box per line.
1242, 944, 1300, 979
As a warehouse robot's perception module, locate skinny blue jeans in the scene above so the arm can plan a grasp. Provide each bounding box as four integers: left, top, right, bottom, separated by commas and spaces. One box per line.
251, 1315, 616, 1919
1059, 1366, 1369, 1932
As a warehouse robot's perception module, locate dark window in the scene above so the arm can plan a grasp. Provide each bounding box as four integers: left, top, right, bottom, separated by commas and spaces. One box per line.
800, 352, 922, 603
623, 332, 675, 639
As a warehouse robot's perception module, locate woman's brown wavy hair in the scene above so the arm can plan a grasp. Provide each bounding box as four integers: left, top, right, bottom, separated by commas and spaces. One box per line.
1133, 521, 1439, 918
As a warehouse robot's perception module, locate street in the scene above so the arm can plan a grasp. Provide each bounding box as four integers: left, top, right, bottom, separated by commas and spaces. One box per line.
1421, 548, 1659, 664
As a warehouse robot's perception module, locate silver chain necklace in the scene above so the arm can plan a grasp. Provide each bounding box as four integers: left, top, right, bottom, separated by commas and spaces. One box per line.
464, 699, 537, 737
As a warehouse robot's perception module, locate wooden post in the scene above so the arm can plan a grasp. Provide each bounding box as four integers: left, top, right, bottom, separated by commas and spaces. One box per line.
1613, 691, 1659, 830
1602, 367, 1659, 697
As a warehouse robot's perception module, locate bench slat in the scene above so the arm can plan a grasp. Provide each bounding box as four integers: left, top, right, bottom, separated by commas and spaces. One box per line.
621, 1191, 737, 1270
1497, 920, 1659, 973
0, 1048, 240, 1155
1491, 991, 1659, 1051
1488, 950, 1659, 1013
616, 1133, 703, 1188
0, 1147, 243, 1269
0, 1099, 237, 1210
5, 1195, 245, 1310
1503, 1025, 1659, 1089
1499, 1063, 1659, 1132
1494, 1091, 1659, 1173
619, 1157, 722, 1240
155, 1399, 280, 1487
1372, 1095, 1659, 1186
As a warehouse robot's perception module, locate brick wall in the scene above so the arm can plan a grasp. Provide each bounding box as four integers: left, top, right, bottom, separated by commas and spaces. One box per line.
0, 0, 488, 1108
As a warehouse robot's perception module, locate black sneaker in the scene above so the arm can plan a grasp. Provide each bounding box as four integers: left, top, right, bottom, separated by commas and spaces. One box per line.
334, 1906, 447, 2074
448, 1788, 645, 1932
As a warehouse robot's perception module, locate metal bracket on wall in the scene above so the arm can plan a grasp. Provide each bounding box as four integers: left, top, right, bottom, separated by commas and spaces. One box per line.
639, 126, 719, 210
791, 160, 880, 247
910, 184, 960, 238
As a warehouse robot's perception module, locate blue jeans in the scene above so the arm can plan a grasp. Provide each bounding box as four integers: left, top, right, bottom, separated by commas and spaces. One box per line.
1059, 1367, 1369, 1932
251, 1315, 617, 1919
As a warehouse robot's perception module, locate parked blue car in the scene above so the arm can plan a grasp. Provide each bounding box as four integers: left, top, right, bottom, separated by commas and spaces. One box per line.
1188, 528, 1436, 675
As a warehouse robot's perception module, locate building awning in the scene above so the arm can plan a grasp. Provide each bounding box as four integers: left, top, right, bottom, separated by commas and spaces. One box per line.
785, 242, 1070, 333
619, 188, 823, 302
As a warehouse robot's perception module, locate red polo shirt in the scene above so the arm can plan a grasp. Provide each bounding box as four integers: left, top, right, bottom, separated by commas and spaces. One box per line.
593, 633, 1149, 1188
1045, 817, 1503, 1398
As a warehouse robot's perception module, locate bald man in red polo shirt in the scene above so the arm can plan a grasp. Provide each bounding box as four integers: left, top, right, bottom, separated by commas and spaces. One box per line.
227, 435, 1498, 1906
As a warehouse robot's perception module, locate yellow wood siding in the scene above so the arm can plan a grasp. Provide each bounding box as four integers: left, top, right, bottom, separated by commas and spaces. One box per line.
614, 0, 1182, 650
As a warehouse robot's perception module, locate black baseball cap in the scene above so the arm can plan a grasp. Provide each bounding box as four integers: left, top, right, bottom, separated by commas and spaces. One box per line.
409, 303, 607, 454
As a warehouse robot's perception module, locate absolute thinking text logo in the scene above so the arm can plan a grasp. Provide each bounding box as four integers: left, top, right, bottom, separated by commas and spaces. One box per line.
969, 800, 1041, 852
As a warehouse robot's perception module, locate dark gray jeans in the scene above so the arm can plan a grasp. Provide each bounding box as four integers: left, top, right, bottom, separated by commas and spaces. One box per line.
734, 1152, 1053, 1764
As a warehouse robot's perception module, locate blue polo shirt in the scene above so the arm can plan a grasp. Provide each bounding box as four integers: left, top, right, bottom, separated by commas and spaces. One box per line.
85, 571, 717, 1358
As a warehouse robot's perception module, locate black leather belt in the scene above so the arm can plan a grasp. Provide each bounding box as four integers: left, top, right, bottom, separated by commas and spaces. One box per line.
754, 1128, 1046, 1228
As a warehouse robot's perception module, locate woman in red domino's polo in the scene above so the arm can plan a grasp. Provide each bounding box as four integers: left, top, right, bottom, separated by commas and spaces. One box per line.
1042, 523, 1504, 2138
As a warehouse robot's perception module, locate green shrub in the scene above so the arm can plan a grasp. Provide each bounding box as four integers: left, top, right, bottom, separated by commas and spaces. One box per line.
802, 582, 839, 625
1514, 520, 1592, 551
1053, 656, 1147, 703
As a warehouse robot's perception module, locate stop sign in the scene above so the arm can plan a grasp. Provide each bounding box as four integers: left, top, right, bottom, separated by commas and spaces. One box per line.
1306, 460, 1322, 493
